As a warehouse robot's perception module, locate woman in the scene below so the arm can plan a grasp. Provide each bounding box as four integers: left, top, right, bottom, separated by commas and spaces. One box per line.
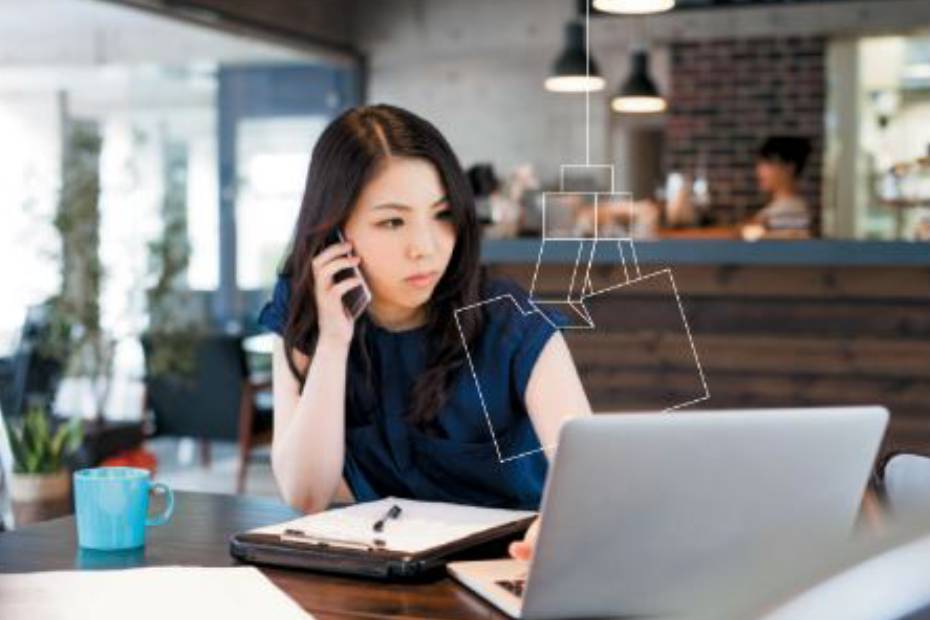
743, 136, 813, 240
257, 104, 591, 561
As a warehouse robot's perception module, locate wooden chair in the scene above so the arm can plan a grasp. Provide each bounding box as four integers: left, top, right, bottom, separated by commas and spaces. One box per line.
142, 334, 272, 494
236, 374, 272, 493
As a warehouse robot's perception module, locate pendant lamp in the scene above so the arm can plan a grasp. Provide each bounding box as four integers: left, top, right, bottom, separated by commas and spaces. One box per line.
544, 20, 606, 93
611, 49, 666, 113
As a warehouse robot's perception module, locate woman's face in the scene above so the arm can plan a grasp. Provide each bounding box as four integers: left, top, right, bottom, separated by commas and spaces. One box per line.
755, 159, 795, 194
342, 156, 456, 324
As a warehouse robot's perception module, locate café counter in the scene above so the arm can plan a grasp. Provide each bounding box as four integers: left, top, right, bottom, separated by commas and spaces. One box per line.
482, 238, 930, 267
482, 238, 930, 457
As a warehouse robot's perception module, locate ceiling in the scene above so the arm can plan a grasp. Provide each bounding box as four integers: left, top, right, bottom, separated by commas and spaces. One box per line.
0, 0, 310, 68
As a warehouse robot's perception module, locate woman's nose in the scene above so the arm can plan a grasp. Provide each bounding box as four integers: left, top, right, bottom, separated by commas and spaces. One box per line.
407, 222, 438, 260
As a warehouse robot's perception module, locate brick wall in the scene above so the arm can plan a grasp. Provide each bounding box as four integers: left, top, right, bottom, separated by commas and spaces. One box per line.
665, 36, 825, 227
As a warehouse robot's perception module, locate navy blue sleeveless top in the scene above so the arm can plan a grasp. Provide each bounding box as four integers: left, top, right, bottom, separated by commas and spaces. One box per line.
257, 276, 563, 510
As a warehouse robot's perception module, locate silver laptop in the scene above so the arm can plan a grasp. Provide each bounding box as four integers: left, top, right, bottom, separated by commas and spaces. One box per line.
448, 406, 888, 619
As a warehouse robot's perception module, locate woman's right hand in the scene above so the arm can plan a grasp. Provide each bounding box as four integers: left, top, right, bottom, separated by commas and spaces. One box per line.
312, 240, 363, 350
508, 517, 539, 562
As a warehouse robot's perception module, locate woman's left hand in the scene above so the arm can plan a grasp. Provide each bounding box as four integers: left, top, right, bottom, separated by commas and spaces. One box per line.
508, 517, 539, 562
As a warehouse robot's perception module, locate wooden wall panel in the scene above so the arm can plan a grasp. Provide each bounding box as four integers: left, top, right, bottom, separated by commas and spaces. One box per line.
513, 263, 930, 299
489, 263, 930, 458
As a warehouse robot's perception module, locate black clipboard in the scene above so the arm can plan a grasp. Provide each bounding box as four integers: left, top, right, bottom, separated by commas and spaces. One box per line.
229, 514, 535, 580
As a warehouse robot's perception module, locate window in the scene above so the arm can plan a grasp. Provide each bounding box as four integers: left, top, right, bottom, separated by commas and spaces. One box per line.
235, 116, 328, 289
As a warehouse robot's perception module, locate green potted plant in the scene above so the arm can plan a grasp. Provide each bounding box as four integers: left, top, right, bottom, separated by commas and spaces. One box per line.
44, 120, 115, 422
5, 401, 83, 525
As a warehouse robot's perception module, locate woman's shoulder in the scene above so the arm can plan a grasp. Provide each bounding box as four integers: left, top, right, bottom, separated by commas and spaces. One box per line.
470, 276, 565, 398
479, 277, 533, 320
476, 276, 564, 342
481, 276, 530, 304
256, 273, 292, 336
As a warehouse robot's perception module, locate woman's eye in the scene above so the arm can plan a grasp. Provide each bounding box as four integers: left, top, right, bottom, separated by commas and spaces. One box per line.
436, 209, 453, 220
378, 218, 404, 229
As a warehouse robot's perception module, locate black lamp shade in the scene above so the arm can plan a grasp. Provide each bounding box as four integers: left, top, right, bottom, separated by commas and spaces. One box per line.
554, 21, 601, 77
545, 21, 606, 92
612, 50, 666, 113
621, 51, 659, 98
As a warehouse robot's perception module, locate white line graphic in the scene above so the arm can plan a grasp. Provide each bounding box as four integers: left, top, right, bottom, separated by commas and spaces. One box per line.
456, 260, 711, 463
452, 9, 710, 464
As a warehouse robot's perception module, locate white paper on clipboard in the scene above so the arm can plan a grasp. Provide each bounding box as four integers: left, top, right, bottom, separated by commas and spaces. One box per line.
249, 497, 536, 554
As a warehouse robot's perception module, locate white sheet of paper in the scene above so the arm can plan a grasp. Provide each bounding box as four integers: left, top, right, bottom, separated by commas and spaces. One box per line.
0, 566, 313, 620
251, 497, 536, 554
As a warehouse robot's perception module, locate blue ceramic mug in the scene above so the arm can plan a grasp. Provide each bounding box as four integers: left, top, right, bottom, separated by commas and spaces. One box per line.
73, 467, 174, 550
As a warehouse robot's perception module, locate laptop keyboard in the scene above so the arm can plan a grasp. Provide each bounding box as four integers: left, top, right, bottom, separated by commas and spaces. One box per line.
495, 578, 526, 598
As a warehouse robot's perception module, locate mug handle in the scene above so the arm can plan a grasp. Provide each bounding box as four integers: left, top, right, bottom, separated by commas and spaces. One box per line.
145, 482, 175, 527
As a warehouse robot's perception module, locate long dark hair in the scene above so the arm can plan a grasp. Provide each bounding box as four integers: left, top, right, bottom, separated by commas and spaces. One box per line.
280, 104, 485, 428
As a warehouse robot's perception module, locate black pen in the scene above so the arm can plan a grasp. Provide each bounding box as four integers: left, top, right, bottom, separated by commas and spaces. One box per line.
372, 504, 403, 533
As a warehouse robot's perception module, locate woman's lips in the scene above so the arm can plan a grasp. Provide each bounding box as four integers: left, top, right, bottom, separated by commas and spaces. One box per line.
404, 271, 438, 288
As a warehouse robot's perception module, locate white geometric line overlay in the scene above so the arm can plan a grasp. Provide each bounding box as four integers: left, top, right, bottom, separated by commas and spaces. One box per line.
454, 167, 710, 464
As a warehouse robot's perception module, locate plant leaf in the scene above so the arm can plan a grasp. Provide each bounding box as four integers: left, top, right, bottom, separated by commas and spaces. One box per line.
4, 419, 28, 474
50, 424, 68, 461
36, 439, 49, 473
24, 408, 47, 454
66, 418, 84, 453
25, 448, 41, 474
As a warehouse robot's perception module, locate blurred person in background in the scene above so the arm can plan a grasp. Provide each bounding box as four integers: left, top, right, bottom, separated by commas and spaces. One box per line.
743, 136, 813, 240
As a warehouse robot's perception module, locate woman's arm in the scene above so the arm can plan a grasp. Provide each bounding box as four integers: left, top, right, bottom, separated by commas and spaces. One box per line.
524, 332, 593, 460
269, 337, 350, 514
270, 240, 364, 514
510, 332, 592, 560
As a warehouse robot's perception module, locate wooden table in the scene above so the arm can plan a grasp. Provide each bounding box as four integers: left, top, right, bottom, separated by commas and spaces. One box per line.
0, 491, 508, 619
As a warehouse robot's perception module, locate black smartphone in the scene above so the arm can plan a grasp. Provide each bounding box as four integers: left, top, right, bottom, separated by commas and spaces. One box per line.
325, 229, 372, 320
